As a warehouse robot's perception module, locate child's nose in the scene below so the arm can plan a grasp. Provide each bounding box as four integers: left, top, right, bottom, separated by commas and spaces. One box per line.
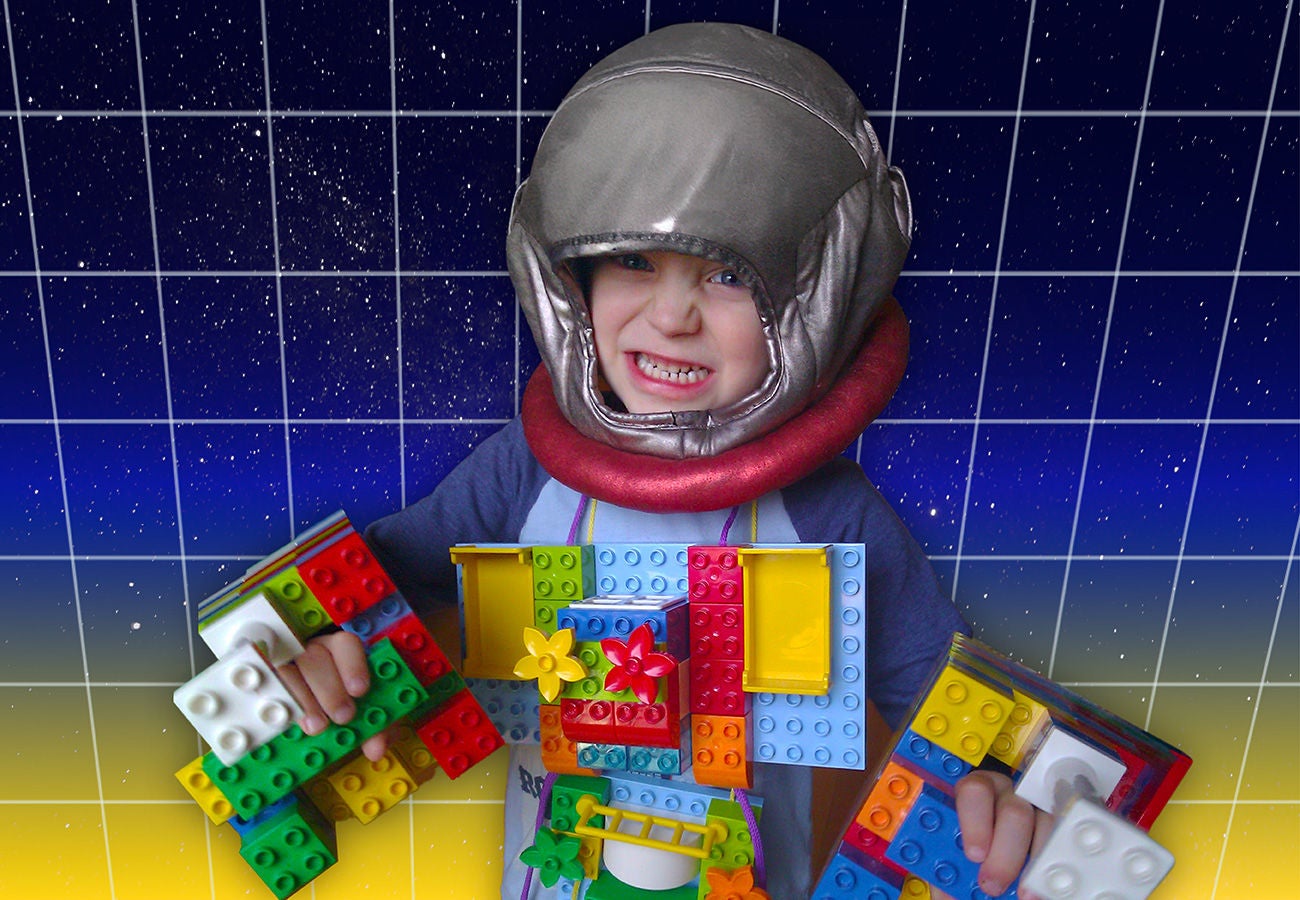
643, 284, 701, 336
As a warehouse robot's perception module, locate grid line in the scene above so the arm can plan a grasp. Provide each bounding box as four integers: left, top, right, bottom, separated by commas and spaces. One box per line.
4, 269, 1295, 278
854, 0, 910, 470
1146, 0, 1293, 732
129, 2, 218, 895
1045, 0, 1168, 680
389, 0, 408, 513
5, 107, 1297, 118
949, 0, 1039, 605
1194, 4, 1297, 893
3, 1, 117, 895
258, 0, 296, 543
390, 0, 416, 884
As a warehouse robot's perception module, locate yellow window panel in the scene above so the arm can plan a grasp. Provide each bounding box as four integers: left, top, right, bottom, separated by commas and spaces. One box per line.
738, 546, 831, 695
450, 545, 535, 680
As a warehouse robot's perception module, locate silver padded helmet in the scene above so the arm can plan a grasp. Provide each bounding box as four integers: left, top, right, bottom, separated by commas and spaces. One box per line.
507, 22, 912, 459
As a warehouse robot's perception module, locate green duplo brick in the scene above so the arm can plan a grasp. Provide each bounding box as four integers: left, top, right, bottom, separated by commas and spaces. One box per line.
550, 773, 610, 833
407, 669, 467, 722
705, 798, 761, 870
260, 568, 332, 640
533, 599, 572, 631
239, 793, 338, 899
532, 545, 595, 601
204, 638, 430, 818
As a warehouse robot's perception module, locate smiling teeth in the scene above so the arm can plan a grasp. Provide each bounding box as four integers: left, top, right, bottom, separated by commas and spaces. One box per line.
635, 353, 709, 384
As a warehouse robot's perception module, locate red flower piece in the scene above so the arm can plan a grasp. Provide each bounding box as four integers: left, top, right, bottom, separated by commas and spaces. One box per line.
601, 622, 677, 705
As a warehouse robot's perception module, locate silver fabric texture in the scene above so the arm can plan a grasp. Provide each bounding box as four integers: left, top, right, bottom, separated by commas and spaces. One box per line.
507, 22, 912, 459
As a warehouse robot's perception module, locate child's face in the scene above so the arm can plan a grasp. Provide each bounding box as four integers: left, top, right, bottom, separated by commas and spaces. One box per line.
587, 250, 768, 415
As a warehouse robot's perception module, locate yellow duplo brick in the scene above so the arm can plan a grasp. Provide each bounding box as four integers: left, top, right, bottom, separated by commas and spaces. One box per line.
301, 772, 354, 823
912, 664, 1013, 765
901, 875, 931, 898
390, 723, 440, 784
988, 689, 1050, 770
577, 835, 603, 880
174, 756, 234, 825
327, 751, 418, 824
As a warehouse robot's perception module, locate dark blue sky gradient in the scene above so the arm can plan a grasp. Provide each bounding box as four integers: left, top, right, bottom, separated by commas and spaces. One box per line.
1, 1, 1295, 698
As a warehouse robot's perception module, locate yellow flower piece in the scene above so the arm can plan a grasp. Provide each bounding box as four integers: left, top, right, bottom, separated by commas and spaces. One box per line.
514, 627, 587, 702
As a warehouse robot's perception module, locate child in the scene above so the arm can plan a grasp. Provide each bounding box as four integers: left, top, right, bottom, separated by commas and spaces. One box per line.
281, 22, 1042, 898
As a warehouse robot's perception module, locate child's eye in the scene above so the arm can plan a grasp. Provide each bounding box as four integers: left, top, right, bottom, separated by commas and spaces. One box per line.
708, 268, 744, 287
617, 253, 652, 271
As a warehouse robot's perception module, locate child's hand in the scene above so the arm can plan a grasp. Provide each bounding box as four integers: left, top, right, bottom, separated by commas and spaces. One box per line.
946, 770, 1052, 900
275, 630, 394, 762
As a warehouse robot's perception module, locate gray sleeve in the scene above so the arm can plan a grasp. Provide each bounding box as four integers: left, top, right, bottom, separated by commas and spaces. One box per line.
364, 417, 551, 616
782, 456, 970, 730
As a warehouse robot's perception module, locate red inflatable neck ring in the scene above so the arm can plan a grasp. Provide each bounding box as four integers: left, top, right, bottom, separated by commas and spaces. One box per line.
522, 296, 909, 513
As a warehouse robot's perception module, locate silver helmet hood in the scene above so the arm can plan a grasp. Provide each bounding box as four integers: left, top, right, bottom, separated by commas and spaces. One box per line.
508, 22, 912, 459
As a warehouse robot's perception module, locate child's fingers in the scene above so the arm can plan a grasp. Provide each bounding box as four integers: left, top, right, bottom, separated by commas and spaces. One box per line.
281, 633, 368, 729
317, 630, 371, 698
954, 770, 1005, 862
955, 770, 1038, 897
1014, 807, 1056, 900
361, 724, 401, 763
275, 658, 330, 735
977, 790, 1036, 897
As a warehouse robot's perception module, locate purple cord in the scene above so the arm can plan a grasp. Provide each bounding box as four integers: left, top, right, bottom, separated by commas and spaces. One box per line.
718, 504, 741, 545
521, 770, 561, 900
735, 787, 766, 888
566, 494, 589, 546
524, 496, 582, 898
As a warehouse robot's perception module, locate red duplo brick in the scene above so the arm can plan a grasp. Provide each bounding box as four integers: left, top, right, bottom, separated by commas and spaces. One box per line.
298, 531, 396, 625
686, 546, 744, 605
413, 690, 503, 779
559, 697, 616, 744
613, 699, 680, 747
375, 613, 453, 686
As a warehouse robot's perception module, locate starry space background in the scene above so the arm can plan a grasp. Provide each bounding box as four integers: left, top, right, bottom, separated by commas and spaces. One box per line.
0, 1, 1296, 898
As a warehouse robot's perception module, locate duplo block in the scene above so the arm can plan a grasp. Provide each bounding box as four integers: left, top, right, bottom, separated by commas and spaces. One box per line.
911, 664, 1014, 766
326, 751, 418, 824
687, 546, 745, 605
549, 773, 611, 833
594, 543, 690, 596
174, 756, 235, 824
238, 792, 338, 899
532, 545, 596, 601
467, 677, 542, 744
174, 641, 300, 766
1020, 795, 1173, 900
856, 760, 924, 841
199, 591, 305, 666
414, 688, 505, 778
298, 530, 397, 625
691, 713, 752, 790
885, 783, 1018, 900
203, 639, 429, 818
